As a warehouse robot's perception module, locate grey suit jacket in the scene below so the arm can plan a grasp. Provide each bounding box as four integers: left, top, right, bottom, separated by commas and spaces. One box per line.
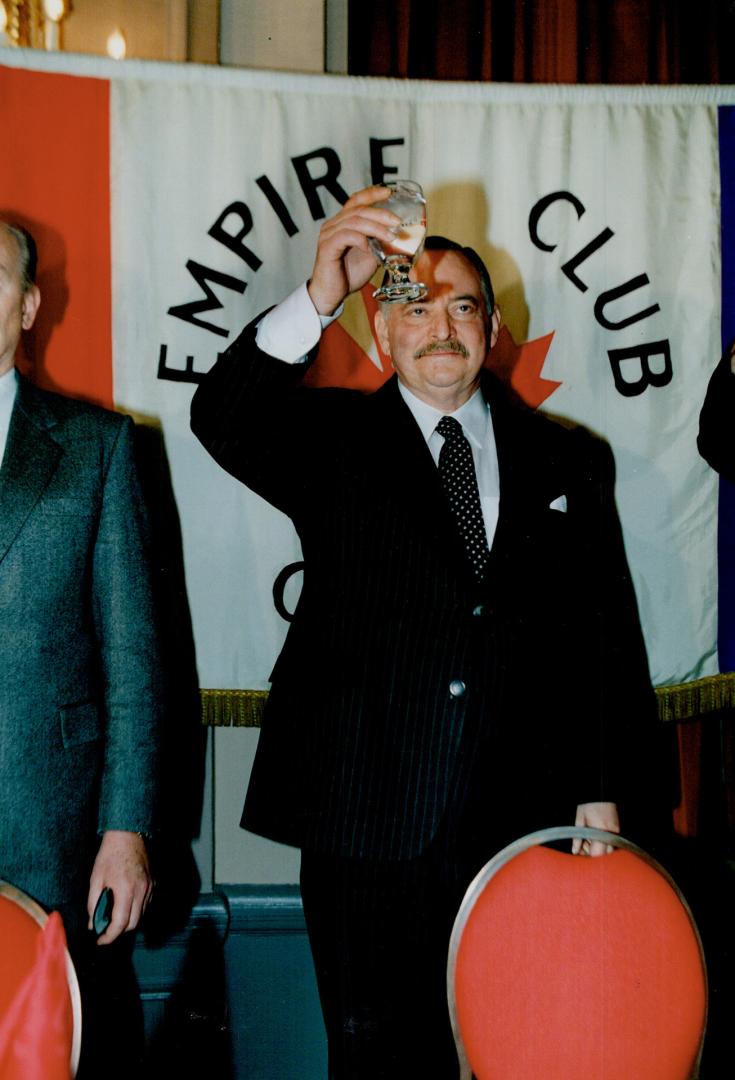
0, 375, 161, 912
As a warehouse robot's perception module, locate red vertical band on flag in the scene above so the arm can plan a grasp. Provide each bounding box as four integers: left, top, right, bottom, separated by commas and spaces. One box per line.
0, 65, 112, 408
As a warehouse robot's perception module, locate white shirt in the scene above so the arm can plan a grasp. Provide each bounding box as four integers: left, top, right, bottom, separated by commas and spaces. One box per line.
255, 284, 501, 547
256, 282, 339, 362
0, 366, 18, 470
397, 382, 500, 548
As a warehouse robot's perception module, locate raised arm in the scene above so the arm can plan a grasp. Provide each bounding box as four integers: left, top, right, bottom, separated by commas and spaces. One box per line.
306, 184, 397, 314
190, 185, 399, 507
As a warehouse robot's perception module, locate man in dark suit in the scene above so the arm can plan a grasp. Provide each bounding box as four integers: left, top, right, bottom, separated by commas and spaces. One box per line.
0, 221, 161, 1067
698, 342, 735, 481
191, 187, 659, 1078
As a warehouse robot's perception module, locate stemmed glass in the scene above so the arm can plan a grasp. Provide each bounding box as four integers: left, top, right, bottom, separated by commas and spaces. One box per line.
370, 180, 428, 303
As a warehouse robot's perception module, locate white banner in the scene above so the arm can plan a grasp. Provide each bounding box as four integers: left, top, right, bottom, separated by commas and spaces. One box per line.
3, 51, 729, 689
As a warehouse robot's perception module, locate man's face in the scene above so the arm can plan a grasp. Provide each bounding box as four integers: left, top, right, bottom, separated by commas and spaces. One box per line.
0, 228, 39, 377
374, 248, 499, 409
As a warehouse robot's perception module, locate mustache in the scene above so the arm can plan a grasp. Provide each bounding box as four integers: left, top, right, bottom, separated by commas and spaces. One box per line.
414, 339, 469, 360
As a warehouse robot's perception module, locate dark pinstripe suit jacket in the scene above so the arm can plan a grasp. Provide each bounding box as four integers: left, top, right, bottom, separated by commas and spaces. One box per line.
192, 321, 657, 861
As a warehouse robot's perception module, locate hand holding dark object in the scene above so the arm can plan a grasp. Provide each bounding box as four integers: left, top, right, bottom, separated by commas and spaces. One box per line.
92, 886, 113, 936
87, 831, 153, 945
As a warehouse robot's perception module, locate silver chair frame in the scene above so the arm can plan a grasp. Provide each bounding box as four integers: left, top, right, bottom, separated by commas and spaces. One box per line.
0, 879, 82, 1076
446, 826, 708, 1080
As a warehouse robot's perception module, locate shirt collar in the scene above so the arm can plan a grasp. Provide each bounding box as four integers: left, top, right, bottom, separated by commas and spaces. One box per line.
397, 379, 490, 449
0, 366, 18, 408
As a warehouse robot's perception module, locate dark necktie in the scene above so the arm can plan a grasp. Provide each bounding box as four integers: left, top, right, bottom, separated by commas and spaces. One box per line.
436, 415, 490, 580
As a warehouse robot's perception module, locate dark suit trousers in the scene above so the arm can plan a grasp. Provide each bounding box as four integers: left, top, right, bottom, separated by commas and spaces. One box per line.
60, 907, 145, 1080
299, 769, 511, 1080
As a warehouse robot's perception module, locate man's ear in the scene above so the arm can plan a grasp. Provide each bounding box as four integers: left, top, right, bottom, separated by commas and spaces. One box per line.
374, 308, 391, 358
21, 285, 40, 331
489, 304, 501, 350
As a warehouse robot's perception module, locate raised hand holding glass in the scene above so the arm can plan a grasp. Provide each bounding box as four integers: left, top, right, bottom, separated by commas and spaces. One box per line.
370, 180, 428, 303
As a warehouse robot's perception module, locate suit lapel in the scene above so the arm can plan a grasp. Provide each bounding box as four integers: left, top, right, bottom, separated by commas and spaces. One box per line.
367, 377, 484, 588
369, 377, 440, 490
481, 374, 547, 591
486, 373, 558, 515
0, 377, 62, 567
368, 376, 471, 555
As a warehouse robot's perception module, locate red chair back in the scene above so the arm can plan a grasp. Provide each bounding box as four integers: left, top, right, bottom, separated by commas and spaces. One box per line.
0, 882, 81, 1078
448, 828, 707, 1080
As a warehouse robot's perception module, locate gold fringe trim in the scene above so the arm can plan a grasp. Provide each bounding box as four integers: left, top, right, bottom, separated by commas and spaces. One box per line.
200, 689, 269, 728
200, 675, 735, 728
655, 673, 735, 723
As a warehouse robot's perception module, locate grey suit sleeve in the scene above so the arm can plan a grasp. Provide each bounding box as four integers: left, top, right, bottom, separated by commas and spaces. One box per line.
92, 416, 162, 835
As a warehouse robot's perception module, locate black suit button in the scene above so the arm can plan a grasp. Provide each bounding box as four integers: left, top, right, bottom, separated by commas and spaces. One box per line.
472, 604, 486, 617
449, 679, 466, 698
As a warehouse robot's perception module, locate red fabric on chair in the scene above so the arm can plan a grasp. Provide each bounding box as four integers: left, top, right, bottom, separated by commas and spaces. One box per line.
453, 846, 706, 1080
0, 893, 43, 1019
0, 909, 75, 1079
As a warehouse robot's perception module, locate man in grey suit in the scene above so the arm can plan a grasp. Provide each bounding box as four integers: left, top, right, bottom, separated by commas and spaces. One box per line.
0, 221, 160, 992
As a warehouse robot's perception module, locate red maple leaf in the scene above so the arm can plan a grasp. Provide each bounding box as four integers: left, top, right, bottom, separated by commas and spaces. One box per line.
486, 325, 560, 409
308, 289, 561, 411
305, 285, 391, 392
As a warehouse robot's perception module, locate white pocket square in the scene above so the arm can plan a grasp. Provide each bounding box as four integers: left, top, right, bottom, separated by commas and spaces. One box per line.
549, 495, 567, 512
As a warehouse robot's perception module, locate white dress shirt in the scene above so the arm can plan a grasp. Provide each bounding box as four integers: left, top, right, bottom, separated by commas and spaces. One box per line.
396, 382, 500, 548
0, 367, 18, 470
256, 282, 340, 362
255, 284, 501, 547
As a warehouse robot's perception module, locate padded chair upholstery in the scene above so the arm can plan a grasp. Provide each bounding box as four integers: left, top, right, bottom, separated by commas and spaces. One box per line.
0, 882, 81, 1078
447, 828, 707, 1080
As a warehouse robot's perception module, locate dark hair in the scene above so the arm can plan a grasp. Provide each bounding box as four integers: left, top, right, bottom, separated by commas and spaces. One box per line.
0, 222, 38, 292
422, 235, 495, 315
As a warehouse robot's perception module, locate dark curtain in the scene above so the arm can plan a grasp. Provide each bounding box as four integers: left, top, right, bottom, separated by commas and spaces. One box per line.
348, 0, 735, 83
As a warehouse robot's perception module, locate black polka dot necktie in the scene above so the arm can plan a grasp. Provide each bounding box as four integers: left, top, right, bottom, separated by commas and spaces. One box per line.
436, 415, 490, 580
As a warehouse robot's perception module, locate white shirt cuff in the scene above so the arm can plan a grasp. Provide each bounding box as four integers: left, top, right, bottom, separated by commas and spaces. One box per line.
255, 282, 343, 364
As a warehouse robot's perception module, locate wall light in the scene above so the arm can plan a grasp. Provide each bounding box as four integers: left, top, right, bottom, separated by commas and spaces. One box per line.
42, 0, 67, 51
106, 27, 126, 60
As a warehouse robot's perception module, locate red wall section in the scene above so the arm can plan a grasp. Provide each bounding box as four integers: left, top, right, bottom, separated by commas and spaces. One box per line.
1, 65, 112, 408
